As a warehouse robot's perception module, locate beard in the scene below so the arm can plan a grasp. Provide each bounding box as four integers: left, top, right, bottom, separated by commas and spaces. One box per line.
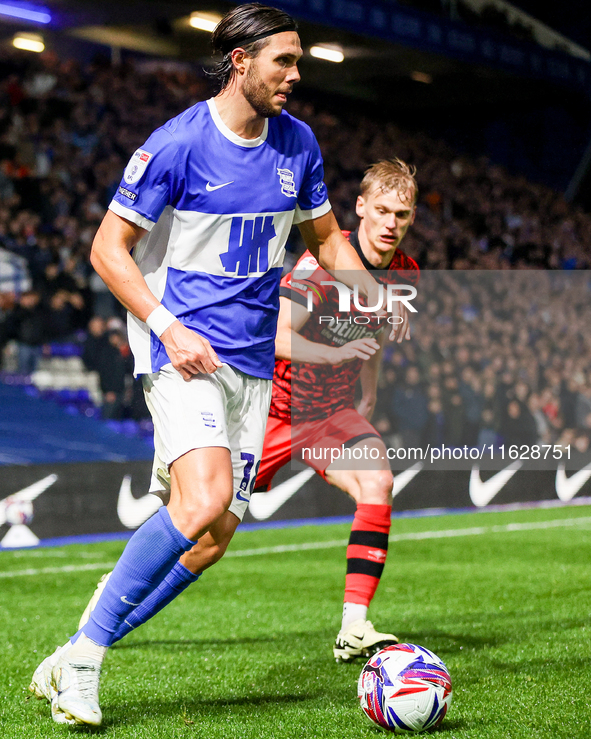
243, 62, 283, 118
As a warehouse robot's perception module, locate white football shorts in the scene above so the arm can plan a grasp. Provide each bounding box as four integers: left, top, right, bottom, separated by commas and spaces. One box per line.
143, 362, 272, 521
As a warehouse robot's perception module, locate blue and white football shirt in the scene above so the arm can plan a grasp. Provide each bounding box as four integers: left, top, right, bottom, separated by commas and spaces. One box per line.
109, 98, 331, 379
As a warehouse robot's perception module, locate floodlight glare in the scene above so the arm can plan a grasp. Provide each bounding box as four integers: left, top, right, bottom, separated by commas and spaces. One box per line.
0, 2, 51, 24
309, 45, 344, 63
13, 34, 45, 52
411, 71, 432, 84
189, 12, 220, 32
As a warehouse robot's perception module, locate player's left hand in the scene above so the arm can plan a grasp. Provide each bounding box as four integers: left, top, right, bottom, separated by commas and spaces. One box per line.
389, 299, 411, 342
160, 321, 223, 379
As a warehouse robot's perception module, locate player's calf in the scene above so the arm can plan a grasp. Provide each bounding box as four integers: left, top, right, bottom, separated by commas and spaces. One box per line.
344, 502, 392, 614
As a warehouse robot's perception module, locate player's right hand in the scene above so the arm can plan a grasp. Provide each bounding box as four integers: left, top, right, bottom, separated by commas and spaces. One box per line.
160, 321, 222, 379
389, 300, 411, 343
330, 337, 380, 365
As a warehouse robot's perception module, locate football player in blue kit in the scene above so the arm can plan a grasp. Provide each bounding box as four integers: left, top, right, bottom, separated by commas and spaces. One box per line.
30, 3, 385, 727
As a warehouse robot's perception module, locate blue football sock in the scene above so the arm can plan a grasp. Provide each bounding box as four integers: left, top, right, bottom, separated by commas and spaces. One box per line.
111, 562, 201, 643
76, 507, 195, 647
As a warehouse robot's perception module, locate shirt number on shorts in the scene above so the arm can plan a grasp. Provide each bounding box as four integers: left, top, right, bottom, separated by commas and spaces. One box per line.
236, 452, 261, 502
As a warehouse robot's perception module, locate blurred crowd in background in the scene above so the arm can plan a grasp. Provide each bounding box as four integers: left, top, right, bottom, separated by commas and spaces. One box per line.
371, 271, 591, 453
0, 50, 590, 448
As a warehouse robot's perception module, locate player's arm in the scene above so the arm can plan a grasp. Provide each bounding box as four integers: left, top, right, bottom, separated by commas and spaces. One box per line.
298, 211, 380, 304
357, 331, 387, 420
275, 296, 380, 364
298, 212, 408, 341
90, 210, 221, 379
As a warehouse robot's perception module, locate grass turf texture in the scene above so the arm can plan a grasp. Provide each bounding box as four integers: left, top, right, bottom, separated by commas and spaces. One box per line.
1, 505, 591, 738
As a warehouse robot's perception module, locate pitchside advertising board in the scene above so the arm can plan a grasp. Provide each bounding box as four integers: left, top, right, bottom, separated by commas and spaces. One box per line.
2, 459, 591, 549
3, 270, 591, 548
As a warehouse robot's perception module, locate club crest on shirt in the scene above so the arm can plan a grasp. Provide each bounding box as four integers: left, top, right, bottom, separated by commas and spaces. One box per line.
277, 167, 297, 198
124, 148, 153, 185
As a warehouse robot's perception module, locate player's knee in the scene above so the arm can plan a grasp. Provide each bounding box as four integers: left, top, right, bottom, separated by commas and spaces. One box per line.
187, 496, 228, 525
204, 487, 233, 515
170, 489, 231, 538
358, 470, 393, 505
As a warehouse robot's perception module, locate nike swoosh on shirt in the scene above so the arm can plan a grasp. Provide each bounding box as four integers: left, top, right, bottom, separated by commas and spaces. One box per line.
555, 462, 591, 501
117, 475, 162, 529
469, 462, 522, 507
206, 180, 234, 191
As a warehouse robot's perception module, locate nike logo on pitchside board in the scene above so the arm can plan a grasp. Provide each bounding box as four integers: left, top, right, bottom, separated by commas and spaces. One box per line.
392, 463, 422, 498
249, 469, 315, 520
555, 462, 591, 501
0, 473, 58, 548
0, 474, 58, 525
249, 464, 424, 521
117, 475, 162, 529
469, 462, 522, 507
206, 180, 234, 191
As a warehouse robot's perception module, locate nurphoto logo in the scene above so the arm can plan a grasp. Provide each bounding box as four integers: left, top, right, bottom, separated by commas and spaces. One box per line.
305, 281, 418, 324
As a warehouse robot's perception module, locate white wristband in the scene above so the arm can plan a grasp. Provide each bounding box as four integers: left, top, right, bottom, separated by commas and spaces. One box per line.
145, 305, 177, 337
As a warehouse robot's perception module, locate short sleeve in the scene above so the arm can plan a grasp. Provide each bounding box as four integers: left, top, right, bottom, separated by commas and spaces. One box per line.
293, 132, 331, 225
279, 253, 326, 309
388, 251, 420, 286
109, 127, 180, 231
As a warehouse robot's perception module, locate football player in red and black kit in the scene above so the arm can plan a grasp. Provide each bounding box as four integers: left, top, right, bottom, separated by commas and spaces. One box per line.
255, 158, 419, 660
73, 159, 419, 665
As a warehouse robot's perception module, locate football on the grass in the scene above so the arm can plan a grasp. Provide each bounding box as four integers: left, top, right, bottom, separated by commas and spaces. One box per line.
357, 643, 452, 733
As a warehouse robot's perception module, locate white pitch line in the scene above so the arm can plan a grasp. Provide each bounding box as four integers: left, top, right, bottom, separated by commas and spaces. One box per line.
0, 562, 119, 579
225, 515, 591, 557
387, 515, 591, 541
1, 516, 591, 579
226, 539, 350, 558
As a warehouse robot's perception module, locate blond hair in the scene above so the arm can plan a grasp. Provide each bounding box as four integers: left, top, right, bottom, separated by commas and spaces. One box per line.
360, 158, 418, 205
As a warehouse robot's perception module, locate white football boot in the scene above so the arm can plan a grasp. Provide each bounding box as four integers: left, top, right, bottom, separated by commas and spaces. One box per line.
78, 572, 112, 629
51, 635, 106, 726
29, 644, 76, 725
333, 619, 398, 663
29, 646, 64, 702
47, 572, 111, 726
51, 693, 76, 725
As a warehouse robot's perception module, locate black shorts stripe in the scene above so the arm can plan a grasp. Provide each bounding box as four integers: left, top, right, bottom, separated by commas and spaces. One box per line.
343, 432, 381, 448
348, 530, 389, 549
346, 558, 386, 578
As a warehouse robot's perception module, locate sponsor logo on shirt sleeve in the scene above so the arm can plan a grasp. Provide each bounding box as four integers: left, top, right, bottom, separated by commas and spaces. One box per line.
293, 255, 319, 278
123, 148, 153, 185
118, 186, 138, 201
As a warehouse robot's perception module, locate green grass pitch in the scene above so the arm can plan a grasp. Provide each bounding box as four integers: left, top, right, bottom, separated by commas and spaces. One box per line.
1, 504, 591, 738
